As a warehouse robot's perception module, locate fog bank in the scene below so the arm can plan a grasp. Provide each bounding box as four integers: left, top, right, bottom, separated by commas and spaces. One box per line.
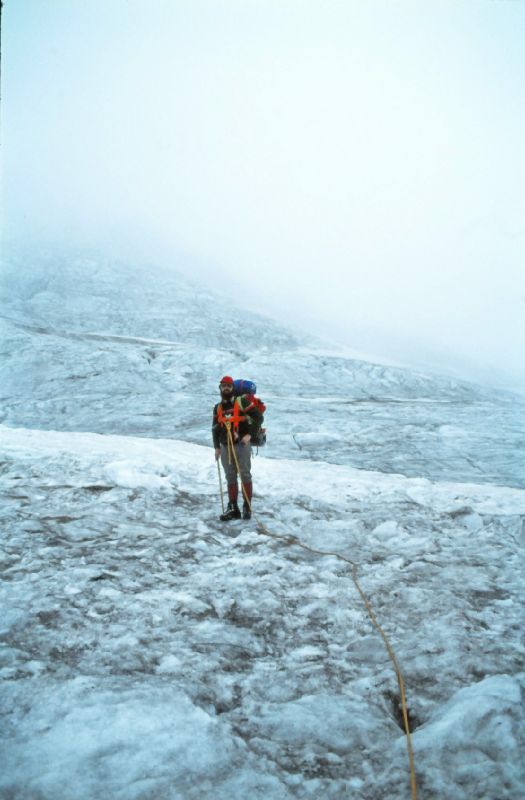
2, 0, 524, 389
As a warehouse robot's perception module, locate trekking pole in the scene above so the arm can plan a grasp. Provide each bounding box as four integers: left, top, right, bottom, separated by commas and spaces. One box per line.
226, 426, 252, 513
216, 457, 225, 514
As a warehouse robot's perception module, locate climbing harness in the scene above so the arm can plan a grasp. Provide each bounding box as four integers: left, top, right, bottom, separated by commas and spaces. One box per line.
223, 424, 418, 800
216, 399, 247, 434
216, 402, 248, 467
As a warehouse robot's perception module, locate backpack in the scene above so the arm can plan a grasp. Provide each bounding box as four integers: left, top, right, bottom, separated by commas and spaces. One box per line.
233, 379, 256, 396
233, 378, 267, 447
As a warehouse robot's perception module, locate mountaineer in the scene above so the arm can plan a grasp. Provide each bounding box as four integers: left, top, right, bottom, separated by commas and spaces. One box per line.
212, 375, 264, 521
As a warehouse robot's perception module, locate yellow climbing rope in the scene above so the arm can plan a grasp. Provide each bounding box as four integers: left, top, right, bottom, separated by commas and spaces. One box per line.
224, 425, 418, 800
225, 420, 234, 465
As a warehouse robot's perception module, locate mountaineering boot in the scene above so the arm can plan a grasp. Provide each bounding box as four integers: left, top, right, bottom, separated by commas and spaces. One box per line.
241, 481, 253, 519
220, 502, 241, 521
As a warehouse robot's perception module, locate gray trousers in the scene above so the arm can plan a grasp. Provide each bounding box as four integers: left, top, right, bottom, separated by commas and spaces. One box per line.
220, 442, 252, 485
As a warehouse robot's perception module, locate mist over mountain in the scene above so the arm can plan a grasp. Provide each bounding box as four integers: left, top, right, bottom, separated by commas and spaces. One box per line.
3, 0, 524, 794
1, 246, 524, 800
1, 247, 523, 488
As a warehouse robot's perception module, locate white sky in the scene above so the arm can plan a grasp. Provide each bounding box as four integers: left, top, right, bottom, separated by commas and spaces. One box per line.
2, 0, 525, 388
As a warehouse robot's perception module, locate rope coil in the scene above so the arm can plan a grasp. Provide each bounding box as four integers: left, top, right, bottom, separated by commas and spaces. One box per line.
223, 426, 418, 799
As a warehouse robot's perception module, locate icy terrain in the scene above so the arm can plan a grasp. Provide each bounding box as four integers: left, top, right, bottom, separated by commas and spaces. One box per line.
1, 251, 524, 799
1, 252, 523, 487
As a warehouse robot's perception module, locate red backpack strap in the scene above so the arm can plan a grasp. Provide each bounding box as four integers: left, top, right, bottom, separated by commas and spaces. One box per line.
241, 393, 256, 412
240, 393, 266, 414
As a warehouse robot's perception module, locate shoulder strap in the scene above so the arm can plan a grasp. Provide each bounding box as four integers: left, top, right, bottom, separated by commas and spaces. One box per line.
216, 398, 247, 429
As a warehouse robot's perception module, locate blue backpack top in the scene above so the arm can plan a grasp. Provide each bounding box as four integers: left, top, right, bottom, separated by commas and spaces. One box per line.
233, 379, 256, 396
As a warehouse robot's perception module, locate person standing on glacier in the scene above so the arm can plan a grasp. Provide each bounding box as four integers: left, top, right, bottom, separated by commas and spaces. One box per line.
212, 375, 263, 521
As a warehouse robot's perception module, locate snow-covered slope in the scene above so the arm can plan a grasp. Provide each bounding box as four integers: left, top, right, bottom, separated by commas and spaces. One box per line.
1, 426, 523, 800
1, 250, 523, 487
1, 249, 524, 799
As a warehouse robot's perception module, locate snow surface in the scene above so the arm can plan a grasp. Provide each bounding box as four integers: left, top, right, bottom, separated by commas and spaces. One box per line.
1, 251, 524, 799
1, 252, 523, 488
1, 425, 524, 799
